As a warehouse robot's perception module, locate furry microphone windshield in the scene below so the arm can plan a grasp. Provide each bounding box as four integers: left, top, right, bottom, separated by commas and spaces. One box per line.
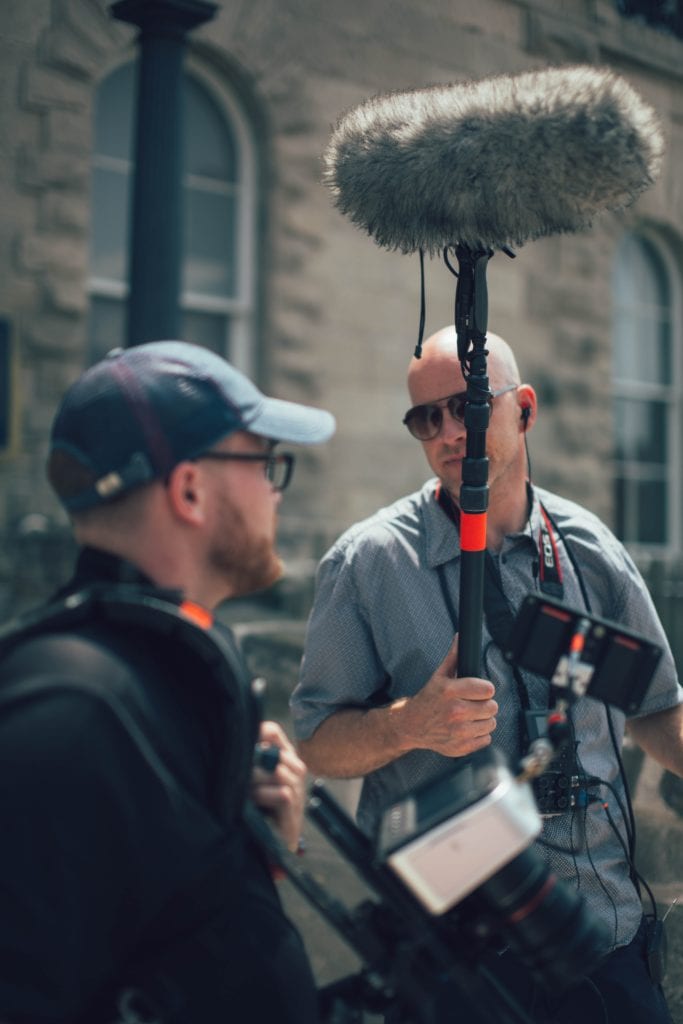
322, 65, 665, 254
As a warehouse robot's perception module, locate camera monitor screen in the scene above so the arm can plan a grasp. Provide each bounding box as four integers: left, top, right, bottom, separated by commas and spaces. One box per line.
504, 594, 663, 715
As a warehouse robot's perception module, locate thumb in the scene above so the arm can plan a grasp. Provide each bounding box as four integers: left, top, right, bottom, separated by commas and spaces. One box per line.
439, 633, 459, 677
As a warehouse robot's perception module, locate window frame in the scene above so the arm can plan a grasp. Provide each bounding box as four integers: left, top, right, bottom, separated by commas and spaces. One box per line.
0, 316, 18, 459
87, 54, 258, 376
612, 225, 683, 558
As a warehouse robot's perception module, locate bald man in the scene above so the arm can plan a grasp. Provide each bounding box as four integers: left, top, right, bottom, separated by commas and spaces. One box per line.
291, 327, 681, 1024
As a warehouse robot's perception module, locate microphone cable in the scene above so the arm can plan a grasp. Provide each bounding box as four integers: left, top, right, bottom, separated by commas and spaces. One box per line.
594, 792, 657, 915
414, 248, 427, 358
605, 702, 637, 863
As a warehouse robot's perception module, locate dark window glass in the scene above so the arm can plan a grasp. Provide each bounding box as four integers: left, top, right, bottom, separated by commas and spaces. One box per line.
636, 478, 668, 545
612, 231, 673, 548
616, 0, 683, 39
0, 318, 10, 450
613, 397, 667, 464
88, 62, 248, 363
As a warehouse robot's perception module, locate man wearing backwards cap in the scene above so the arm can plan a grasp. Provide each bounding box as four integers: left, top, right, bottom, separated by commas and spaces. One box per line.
0, 341, 335, 1024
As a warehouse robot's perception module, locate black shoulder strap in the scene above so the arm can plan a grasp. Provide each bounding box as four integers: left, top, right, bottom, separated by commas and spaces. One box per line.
0, 584, 292, 1024
0, 583, 249, 691
0, 583, 259, 823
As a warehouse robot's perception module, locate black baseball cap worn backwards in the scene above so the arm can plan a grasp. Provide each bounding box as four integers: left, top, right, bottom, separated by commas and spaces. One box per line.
50, 340, 336, 512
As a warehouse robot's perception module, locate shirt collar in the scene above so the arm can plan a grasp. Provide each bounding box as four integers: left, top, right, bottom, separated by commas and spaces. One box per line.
525, 484, 545, 538
423, 479, 541, 568
423, 480, 462, 568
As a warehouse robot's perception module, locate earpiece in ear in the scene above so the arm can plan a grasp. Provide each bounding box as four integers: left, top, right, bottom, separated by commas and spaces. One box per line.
521, 406, 531, 429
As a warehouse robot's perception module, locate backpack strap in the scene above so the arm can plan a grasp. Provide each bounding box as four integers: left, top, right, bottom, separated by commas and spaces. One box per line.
0, 582, 260, 823
0, 583, 272, 1023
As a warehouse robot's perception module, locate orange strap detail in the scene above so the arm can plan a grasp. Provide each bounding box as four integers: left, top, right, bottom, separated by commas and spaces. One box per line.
506, 874, 556, 924
569, 631, 586, 656
179, 600, 214, 630
460, 511, 487, 552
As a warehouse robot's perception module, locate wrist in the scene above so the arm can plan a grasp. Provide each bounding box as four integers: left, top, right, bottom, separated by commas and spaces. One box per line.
384, 697, 414, 755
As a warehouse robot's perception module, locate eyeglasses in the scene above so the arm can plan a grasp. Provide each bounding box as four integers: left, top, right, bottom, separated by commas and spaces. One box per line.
196, 451, 295, 492
402, 384, 518, 441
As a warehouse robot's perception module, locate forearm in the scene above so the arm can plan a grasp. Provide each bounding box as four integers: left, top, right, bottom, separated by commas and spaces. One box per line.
297, 703, 412, 778
297, 650, 498, 777
626, 703, 683, 775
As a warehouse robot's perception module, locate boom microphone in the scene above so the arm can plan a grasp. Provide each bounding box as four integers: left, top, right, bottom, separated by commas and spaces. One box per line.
322, 64, 664, 254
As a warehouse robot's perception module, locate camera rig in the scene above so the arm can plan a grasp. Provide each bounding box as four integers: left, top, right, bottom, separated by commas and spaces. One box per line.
264, 748, 610, 1024
265, 596, 663, 1023
506, 593, 663, 814
271, 768, 544, 1024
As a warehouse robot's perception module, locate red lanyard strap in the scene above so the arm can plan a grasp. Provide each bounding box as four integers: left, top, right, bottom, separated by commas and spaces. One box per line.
538, 503, 564, 599
436, 483, 564, 601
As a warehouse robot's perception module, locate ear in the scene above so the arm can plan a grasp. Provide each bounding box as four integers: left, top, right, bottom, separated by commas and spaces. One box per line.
517, 384, 537, 432
165, 462, 207, 526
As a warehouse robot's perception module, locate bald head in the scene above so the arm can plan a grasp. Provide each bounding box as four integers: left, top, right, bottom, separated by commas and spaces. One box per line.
403, 326, 536, 538
407, 327, 521, 402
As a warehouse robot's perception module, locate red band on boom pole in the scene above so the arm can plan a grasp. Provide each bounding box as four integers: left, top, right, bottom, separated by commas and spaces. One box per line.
460, 511, 487, 552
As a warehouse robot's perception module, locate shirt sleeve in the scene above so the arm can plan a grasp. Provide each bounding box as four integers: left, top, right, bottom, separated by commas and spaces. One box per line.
290, 545, 388, 740
569, 514, 682, 719
611, 549, 683, 718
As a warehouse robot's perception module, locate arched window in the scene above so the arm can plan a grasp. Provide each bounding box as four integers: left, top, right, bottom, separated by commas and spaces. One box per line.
612, 230, 681, 552
88, 60, 257, 370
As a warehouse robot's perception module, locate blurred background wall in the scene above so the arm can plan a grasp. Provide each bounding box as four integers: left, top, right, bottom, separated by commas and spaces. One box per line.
1, 0, 683, 1014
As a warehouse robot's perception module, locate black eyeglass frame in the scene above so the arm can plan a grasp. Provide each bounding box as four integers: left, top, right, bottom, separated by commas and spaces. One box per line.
195, 451, 295, 492
402, 384, 518, 441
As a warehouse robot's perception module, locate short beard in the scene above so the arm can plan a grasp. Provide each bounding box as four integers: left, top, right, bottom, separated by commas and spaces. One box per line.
209, 496, 283, 599
229, 541, 283, 597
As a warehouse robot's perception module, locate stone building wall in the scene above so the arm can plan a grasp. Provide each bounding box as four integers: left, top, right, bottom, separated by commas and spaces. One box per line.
1, 0, 682, 590
1, 0, 683, 1015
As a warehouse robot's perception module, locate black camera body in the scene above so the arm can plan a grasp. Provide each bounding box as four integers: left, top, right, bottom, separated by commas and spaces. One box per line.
523, 708, 584, 817
305, 751, 610, 1024
373, 747, 609, 993
532, 757, 581, 817
376, 747, 541, 912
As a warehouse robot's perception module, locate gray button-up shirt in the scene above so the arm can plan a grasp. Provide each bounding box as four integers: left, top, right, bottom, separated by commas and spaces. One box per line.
291, 480, 682, 951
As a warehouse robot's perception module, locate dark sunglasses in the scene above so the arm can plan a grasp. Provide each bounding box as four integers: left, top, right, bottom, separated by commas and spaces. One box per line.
196, 451, 295, 492
403, 384, 518, 441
